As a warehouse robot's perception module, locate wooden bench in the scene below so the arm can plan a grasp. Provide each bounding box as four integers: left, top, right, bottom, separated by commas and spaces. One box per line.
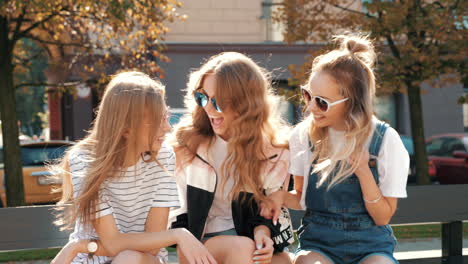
289, 184, 468, 264
0, 205, 70, 251
1, 185, 467, 264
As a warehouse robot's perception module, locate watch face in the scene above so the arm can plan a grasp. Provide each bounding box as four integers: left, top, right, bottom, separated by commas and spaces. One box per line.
87, 241, 98, 253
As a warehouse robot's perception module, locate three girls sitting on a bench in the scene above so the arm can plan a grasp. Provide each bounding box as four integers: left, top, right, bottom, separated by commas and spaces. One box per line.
52, 33, 408, 264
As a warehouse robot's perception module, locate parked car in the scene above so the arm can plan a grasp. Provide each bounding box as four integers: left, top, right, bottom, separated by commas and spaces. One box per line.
0, 140, 72, 207
426, 133, 468, 184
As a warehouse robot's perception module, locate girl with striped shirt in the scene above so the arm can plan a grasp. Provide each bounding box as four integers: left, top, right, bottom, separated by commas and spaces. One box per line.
51, 72, 216, 264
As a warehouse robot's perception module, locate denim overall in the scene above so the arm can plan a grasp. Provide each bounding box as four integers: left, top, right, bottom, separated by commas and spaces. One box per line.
297, 122, 398, 264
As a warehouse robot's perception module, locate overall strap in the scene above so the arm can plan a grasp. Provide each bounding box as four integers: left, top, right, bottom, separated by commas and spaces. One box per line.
368, 121, 389, 183
369, 121, 389, 157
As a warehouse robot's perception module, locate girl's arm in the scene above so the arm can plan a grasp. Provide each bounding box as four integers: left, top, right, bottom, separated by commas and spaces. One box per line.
145, 207, 170, 255
94, 214, 217, 263
352, 151, 398, 226
261, 175, 304, 223
282, 176, 304, 210
51, 207, 171, 264
52, 211, 216, 264
50, 240, 87, 264
252, 225, 274, 263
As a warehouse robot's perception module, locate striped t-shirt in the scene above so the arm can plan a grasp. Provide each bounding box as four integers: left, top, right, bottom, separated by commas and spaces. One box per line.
68, 142, 180, 264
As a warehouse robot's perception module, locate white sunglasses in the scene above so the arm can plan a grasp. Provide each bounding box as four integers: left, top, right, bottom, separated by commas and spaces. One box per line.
301, 87, 349, 112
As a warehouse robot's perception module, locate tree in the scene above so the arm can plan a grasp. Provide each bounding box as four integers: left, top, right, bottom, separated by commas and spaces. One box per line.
0, 0, 184, 206
15, 40, 48, 138
274, 0, 467, 184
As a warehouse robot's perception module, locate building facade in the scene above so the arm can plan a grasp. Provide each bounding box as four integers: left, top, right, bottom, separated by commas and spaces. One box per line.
50, 0, 465, 141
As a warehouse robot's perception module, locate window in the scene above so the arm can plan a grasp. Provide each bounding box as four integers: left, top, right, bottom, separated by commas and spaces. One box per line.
21, 146, 68, 166
426, 137, 449, 156
445, 138, 467, 155
427, 137, 467, 157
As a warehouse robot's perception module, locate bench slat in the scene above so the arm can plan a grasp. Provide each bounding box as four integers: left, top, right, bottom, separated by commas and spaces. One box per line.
0, 205, 71, 251
290, 185, 468, 229
392, 185, 468, 225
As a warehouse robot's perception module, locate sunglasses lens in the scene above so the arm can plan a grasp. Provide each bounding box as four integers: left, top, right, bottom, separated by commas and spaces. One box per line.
301, 88, 311, 102
211, 98, 222, 112
194, 92, 208, 107
315, 97, 329, 112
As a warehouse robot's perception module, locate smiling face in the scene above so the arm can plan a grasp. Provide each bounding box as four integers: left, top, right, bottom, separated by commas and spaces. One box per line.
305, 71, 348, 131
199, 74, 235, 140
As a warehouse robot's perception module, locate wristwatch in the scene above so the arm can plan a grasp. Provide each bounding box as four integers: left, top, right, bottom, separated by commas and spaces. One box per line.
87, 239, 98, 258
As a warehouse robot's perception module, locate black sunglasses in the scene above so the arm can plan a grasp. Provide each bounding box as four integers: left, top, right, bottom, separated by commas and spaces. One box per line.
194, 91, 222, 113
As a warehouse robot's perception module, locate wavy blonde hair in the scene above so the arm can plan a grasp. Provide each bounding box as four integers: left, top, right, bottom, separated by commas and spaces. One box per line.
53, 71, 167, 230
307, 34, 377, 188
172, 52, 289, 202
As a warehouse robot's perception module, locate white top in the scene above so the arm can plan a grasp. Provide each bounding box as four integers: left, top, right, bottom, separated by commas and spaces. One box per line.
289, 117, 409, 209
204, 136, 235, 234
68, 142, 180, 264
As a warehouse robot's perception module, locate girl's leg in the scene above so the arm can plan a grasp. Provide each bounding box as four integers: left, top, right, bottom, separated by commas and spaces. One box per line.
359, 255, 395, 264
294, 250, 333, 264
204, 235, 256, 264
272, 251, 293, 264
112, 250, 161, 264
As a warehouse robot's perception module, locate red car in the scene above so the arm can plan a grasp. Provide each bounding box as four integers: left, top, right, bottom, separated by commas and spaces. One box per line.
426, 133, 468, 184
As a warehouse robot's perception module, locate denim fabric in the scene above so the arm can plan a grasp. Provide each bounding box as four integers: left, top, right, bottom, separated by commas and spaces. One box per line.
297, 122, 398, 264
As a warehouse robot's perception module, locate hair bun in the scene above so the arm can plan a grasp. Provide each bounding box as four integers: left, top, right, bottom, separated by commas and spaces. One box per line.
335, 34, 376, 66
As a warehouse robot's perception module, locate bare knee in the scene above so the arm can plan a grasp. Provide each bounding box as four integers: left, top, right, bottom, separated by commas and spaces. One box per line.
112, 250, 146, 264
294, 251, 332, 264
231, 236, 256, 253
272, 251, 293, 264
204, 235, 256, 263
205, 235, 256, 254
360, 255, 394, 264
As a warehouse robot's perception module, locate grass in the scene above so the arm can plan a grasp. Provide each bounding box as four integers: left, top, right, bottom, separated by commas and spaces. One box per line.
0, 224, 466, 262
392, 222, 468, 240
0, 248, 61, 262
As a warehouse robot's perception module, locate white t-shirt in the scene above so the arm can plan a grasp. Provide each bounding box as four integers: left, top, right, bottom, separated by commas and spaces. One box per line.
68, 142, 180, 264
289, 117, 409, 209
204, 136, 235, 234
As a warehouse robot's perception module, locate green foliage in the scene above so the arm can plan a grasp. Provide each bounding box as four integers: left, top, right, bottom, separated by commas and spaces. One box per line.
1, 0, 185, 84
274, 0, 466, 185
0, 0, 183, 206
274, 0, 467, 92
15, 39, 48, 137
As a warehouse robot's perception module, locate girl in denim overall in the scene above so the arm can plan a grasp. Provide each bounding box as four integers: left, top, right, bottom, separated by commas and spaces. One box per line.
261, 34, 409, 264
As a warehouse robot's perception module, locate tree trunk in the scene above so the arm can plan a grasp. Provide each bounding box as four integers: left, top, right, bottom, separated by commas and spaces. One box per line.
0, 15, 25, 206
406, 80, 431, 185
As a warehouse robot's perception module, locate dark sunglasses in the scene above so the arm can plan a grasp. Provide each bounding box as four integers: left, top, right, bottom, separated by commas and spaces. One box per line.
301, 87, 348, 113
194, 91, 222, 113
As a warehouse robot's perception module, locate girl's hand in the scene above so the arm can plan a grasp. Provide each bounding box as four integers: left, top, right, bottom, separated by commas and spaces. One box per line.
260, 190, 284, 225
348, 150, 371, 178
51, 240, 85, 264
176, 228, 217, 264
253, 231, 274, 264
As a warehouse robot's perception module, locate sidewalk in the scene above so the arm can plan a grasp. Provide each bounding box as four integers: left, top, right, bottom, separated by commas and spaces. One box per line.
395, 237, 468, 260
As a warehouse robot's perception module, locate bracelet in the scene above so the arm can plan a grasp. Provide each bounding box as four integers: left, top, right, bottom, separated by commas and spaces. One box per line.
363, 194, 382, 203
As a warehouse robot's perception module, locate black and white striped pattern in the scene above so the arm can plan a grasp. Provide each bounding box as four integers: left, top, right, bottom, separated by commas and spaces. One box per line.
68, 143, 180, 264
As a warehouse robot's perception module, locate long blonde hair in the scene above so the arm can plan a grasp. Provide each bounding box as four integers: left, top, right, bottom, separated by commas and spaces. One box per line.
307, 34, 376, 188
53, 71, 167, 230
173, 52, 289, 202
